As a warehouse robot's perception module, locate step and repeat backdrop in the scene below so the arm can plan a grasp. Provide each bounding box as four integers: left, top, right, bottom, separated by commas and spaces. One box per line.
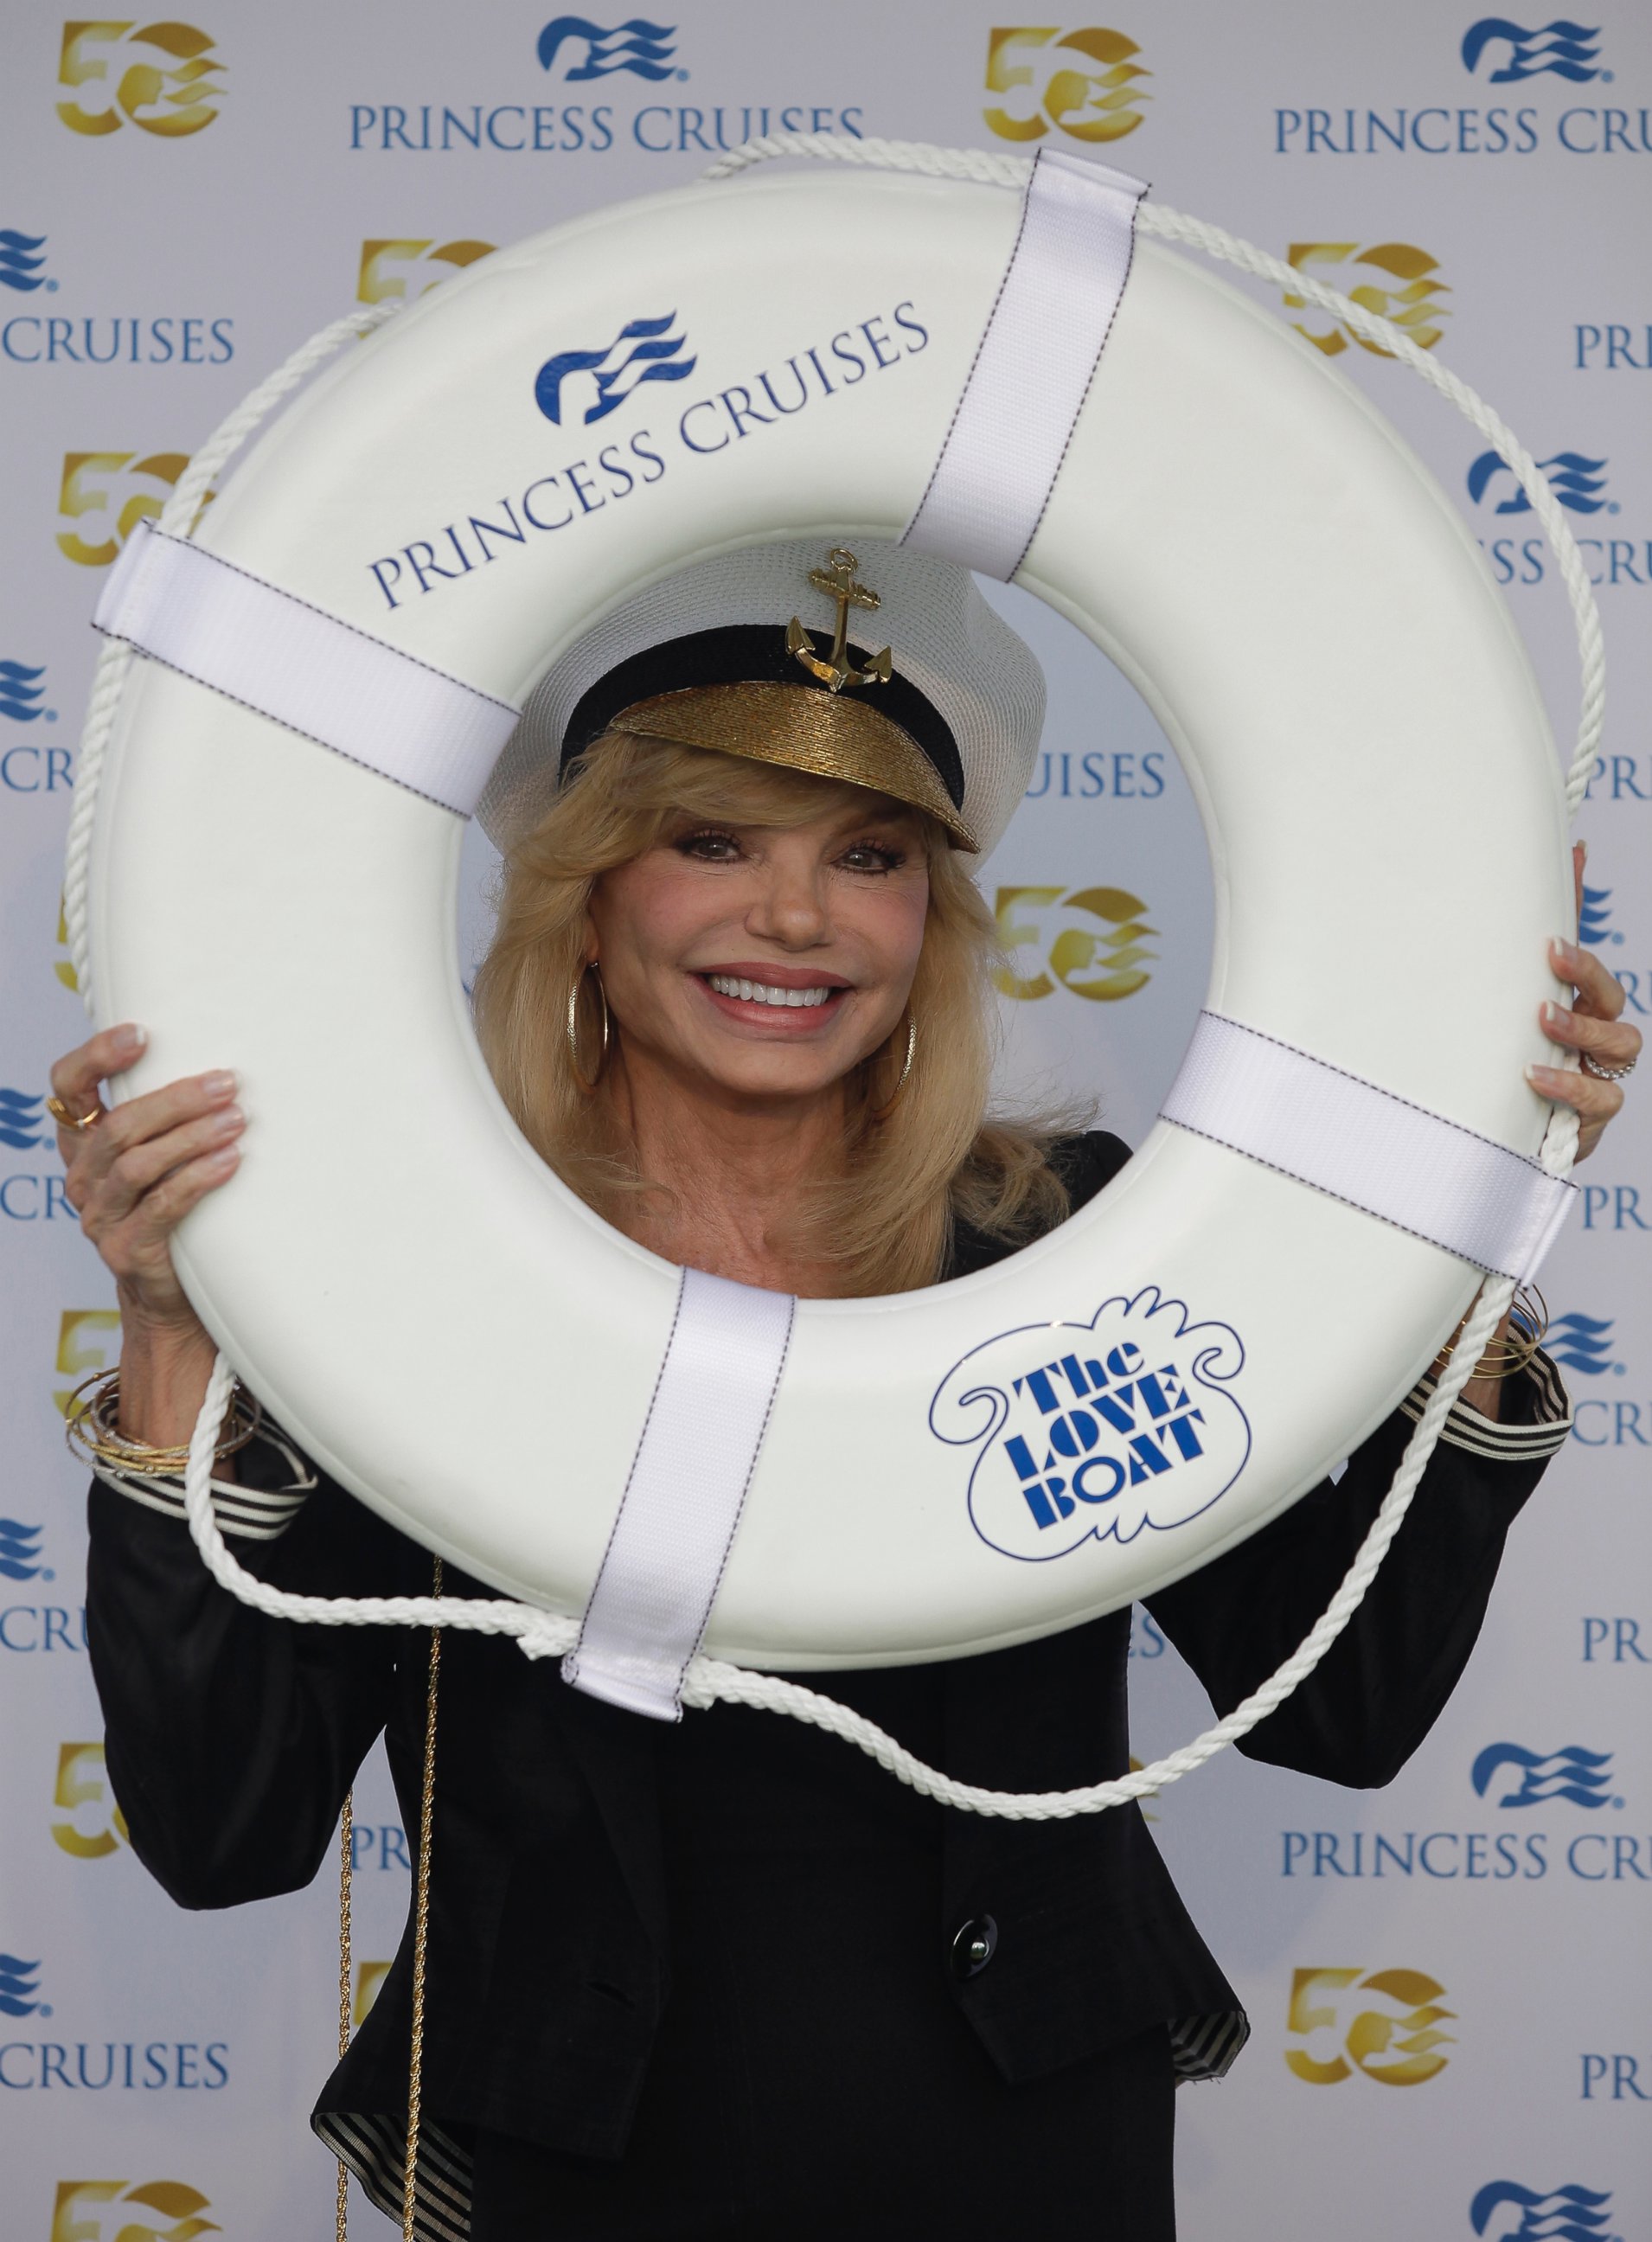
2, 5, 1648, 2237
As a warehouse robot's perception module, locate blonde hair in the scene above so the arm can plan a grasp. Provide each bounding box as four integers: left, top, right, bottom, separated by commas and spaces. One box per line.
472, 730, 1076, 1295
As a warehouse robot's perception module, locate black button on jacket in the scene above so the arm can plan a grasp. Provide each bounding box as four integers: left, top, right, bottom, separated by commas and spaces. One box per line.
86, 1132, 1555, 2162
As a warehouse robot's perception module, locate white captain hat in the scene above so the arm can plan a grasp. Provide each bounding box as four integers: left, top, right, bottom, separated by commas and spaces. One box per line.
477, 537, 1047, 856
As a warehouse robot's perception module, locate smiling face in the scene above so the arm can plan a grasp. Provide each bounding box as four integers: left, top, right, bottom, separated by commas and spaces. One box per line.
586, 785, 932, 1109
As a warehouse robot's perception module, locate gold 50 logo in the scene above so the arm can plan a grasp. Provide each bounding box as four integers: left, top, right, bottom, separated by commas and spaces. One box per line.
51, 1741, 131, 1859
57, 22, 225, 138
357, 238, 496, 305
1285, 1966, 1456, 2085
992, 885, 1156, 1002
354, 1960, 391, 2026
984, 28, 1150, 144
57, 452, 189, 566
55, 1310, 122, 1414
1284, 243, 1450, 357
51, 2181, 218, 2242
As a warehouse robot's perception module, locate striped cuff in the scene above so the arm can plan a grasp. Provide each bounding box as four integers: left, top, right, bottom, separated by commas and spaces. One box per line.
92, 1429, 317, 1542
1170, 2005, 1250, 2084
1398, 1347, 1572, 1464
315, 2111, 473, 2242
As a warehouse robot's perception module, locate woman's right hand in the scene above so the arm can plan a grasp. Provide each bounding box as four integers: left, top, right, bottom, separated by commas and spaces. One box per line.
52, 1022, 244, 1340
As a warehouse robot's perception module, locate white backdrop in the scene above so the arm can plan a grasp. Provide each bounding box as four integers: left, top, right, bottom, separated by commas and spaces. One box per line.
3, 6, 1649, 2238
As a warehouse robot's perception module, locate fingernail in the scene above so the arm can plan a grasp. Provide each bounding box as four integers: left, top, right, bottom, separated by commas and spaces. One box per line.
112, 1022, 146, 1052
209, 1105, 244, 1138
201, 1070, 236, 1099
1552, 938, 1583, 972
1578, 837, 1589, 868
1527, 1062, 1561, 1087
1542, 1001, 1571, 1031
205, 1143, 240, 1171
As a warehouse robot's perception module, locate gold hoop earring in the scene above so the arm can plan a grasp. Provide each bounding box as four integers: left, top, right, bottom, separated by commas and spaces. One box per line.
869, 1012, 917, 1123
567, 962, 611, 1094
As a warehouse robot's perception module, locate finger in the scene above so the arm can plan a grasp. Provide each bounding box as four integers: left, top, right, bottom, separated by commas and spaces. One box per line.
1549, 936, 1626, 1022
106, 1143, 243, 1267
1572, 838, 1586, 929
1540, 1002, 1643, 1069
1527, 1061, 1625, 1125
75, 1070, 239, 1193
89, 1105, 245, 1228
49, 1022, 147, 1133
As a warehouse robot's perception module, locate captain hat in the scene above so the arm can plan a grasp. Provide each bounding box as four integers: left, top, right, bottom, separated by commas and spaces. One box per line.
476, 537, 1047, 858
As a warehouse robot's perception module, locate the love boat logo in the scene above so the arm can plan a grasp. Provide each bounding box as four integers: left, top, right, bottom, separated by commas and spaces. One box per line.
931, 1289, 1250, 1561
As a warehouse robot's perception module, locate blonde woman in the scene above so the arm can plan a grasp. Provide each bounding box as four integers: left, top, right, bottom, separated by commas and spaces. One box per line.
60, 542, 1631, 2239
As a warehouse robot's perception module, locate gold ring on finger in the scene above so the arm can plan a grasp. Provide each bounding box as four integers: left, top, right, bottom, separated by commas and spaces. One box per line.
46, 1094, 104, 1131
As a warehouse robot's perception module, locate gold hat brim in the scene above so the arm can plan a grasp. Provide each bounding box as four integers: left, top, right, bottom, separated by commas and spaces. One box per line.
604, 682, 978, 851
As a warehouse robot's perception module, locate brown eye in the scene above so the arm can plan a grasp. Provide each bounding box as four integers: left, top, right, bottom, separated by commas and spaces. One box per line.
839, 841, 905, 874
676, 828, 743, 862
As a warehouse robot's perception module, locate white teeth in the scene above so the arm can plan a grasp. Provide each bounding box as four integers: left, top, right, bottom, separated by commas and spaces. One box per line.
707, 974, 836, 1009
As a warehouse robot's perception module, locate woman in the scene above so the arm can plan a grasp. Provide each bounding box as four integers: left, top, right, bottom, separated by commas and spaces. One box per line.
61, 541, 1636, 2239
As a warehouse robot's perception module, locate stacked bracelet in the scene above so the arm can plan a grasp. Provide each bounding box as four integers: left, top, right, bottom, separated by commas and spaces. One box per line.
64, 1368, 261, 1475
1434, 1284, 1548, 1384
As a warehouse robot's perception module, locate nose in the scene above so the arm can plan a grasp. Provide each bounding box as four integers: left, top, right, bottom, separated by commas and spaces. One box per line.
745, 839, 830, 951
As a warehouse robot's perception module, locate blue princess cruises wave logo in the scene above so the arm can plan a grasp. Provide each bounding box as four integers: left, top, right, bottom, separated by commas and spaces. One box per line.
0, 230, 48, 292
1546, 1312, 1622, 1376
0, 1955, 45, 2016
1470, 2181, 1615, 2241
0, 660, 49, 721
0, 1521, 47, 1580
1468, 450, 1611, 515
932, 1288, 1250, 1561
1471, 1743, 1617, 1809
0, 1088, 48, 1148
1460, 21, 1604, 81
536, 16, 678, 80
535, 312, 697, 426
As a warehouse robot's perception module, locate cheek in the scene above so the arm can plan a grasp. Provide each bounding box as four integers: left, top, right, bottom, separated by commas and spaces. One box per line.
592, 858, 719, 979
852, 882, 930, 987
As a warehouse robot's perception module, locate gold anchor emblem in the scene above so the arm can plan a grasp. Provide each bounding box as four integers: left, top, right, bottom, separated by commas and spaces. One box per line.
786, 548, 894, 695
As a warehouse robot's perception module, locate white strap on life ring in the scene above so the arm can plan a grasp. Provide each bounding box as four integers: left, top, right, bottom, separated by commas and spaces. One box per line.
903, 149, 1147, 580
1163, 1013, 1574, 1284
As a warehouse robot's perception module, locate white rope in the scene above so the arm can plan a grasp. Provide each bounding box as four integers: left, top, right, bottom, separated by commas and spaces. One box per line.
62, 299, 402, 1006
104, 140, 1596, 1817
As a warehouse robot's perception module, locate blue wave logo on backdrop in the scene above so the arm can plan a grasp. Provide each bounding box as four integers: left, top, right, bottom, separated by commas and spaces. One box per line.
0, 1089, 48, 1150
1460, 21, 1604, 81
1578, 886, 1621, 947
1546, 1312, 1621, 1376
0, 1956, 43, 2017
0, 1521, 46, 1581
1470, 2181, 1615, 2241
535, 313, 697, 426
0, 230, 48, 293
0, 660, 48, 721
1471, 1743, 1616, 1809
536, 16, 678, 80
1466, 451, 1610, 515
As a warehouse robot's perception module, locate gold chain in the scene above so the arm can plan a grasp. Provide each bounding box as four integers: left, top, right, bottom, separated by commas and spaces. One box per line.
336, 1790, 354, 2242
404, 1557, 443, 2242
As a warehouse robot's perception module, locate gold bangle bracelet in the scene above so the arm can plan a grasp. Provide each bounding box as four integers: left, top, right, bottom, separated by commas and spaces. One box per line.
64, 1368, 261, 1474
1434, 1284, 1548, 1383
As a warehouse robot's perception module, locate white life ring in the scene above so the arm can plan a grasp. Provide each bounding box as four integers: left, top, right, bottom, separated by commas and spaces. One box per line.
84, 157, 1574, 1676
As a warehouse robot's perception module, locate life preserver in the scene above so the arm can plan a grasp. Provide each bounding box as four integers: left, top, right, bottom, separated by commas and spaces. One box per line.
83, 158, 1572, 1675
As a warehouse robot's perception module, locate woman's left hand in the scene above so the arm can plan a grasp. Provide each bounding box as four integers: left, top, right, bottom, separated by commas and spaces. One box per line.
1527, 842, 1641, 1163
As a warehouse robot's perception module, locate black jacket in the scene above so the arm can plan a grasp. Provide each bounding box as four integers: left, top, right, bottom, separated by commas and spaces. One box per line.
86, 1131, 1562, 2162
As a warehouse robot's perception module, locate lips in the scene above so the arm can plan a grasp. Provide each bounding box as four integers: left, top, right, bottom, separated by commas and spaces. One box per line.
693, 962, 852, 1028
